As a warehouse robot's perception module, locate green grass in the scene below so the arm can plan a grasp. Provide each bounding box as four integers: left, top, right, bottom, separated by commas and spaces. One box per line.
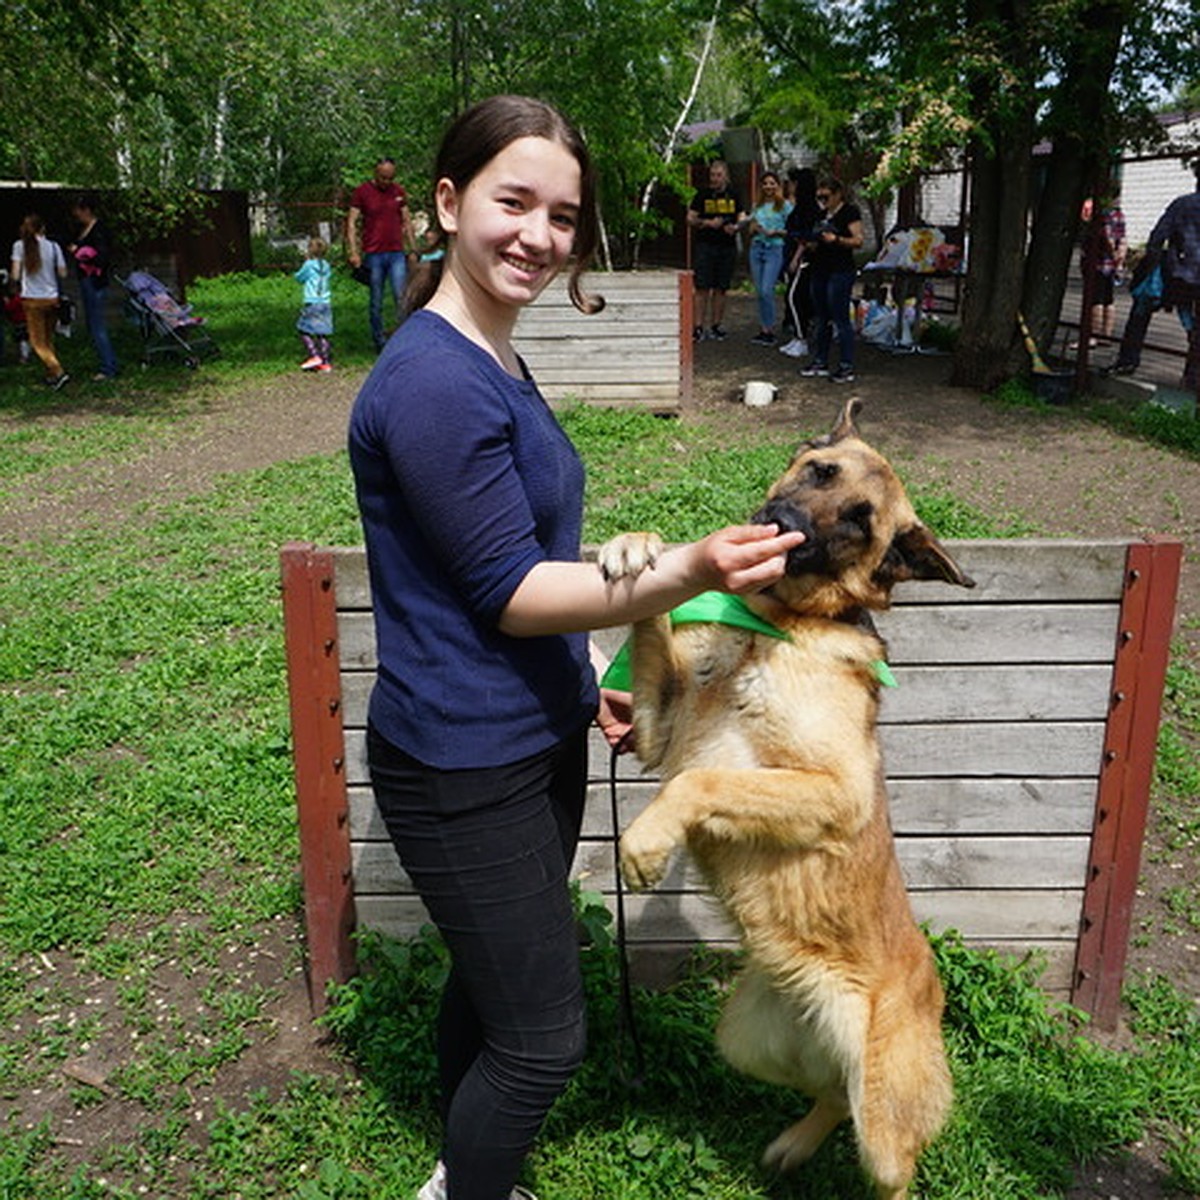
986, 377, 1200, 460
0, 271, 379, 420
1, 280, 1198, 1196
560, 404, 1031, 542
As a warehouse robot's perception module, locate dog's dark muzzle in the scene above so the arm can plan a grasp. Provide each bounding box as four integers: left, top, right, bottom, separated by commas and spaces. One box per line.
751, 499, 829, 576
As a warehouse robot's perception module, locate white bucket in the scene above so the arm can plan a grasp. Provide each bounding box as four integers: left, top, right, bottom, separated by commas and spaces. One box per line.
743, 380, 776, 407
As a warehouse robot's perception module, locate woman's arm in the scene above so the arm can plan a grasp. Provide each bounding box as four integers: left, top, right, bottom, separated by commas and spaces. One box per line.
498, 523, 804, 637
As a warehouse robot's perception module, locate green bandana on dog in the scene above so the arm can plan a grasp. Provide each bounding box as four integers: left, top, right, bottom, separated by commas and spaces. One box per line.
600, 591, 897, 691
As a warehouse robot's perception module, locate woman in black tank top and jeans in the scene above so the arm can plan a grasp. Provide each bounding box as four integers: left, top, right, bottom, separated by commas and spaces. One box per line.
800, 179, 864, 385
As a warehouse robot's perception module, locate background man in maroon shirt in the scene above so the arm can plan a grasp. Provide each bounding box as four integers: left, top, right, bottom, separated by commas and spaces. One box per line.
347, 157, 413, 351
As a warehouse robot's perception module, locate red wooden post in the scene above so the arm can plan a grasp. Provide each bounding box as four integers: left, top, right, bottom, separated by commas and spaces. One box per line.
1072, 537, 1182, 1027
678, 269, 694, 408
280, 542, 356, 1013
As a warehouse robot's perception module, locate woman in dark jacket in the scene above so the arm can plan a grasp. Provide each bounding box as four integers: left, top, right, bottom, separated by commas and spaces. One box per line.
780, 167, 821, 357
68, 193, 118, 380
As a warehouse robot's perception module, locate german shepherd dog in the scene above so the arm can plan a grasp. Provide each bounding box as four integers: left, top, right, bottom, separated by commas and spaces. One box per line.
598, 400, 974, 1199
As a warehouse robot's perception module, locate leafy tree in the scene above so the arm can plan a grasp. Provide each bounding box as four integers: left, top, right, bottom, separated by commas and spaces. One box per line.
737, 0, 1200, 389
2, 0, 720, 269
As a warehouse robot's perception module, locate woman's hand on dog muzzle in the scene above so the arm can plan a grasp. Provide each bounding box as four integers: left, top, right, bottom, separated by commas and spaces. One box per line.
690, 523, 806, 594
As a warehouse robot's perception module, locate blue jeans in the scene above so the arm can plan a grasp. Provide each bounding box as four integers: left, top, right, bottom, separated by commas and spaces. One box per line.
367, 723, 589, 1200
812, 270, 856, 368
749, 239, 785, 330
367, 250, 408, 350
80, 280, 118, 377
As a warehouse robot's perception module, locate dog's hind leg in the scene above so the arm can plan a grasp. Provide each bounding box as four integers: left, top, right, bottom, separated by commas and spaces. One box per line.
716, 967, 857, 1174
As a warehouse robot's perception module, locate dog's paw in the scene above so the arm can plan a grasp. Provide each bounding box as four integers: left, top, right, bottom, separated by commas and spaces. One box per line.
761, 1104, 847, 1173
597, 532, 664, 583
762, 1126, 812, 1173
619, 817, 678, 890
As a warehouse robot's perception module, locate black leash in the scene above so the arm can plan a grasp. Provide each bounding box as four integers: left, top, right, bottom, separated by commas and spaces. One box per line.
609, 740, 646, 1087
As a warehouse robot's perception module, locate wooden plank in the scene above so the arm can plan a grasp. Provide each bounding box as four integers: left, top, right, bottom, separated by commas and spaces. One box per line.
517, 304, 682, 329
340, 721, 1106, 788
542, 383, 680, 401
349, 775, 1098, 843
580, 777, 1100, 838
528, 270, 687, 298
354, 889, 1084, 945
335, 664, 1118, 728
336, 604, 1119, 674
874, 603, 1120, 664
520, 331, 680, 353
912, 890, 1083, 939
528, 346, 680, 366
330, 546, 371, 607
336, 614, 378, 670
879, 664, 1112, 722
896, 836, 1090, 889
352, 832, 1090, 897
885, 778, 1098, 833
891, 539, 1130, 604
877, 722, 1105, 777
325, 540, 1136, 613
532, 365, 681, 385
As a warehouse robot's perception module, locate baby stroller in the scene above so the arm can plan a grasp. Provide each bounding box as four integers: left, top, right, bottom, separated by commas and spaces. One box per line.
117, 269, 219, 368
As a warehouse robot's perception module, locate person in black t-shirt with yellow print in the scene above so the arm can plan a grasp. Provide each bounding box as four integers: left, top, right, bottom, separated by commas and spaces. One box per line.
687, 160, 745, 341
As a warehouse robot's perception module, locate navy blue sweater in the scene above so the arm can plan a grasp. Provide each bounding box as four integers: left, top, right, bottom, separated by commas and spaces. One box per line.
348, 310, 598, 769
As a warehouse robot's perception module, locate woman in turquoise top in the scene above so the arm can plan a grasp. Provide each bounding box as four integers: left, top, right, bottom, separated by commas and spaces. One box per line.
747, 171, 792, 345
294, 236, 333, 371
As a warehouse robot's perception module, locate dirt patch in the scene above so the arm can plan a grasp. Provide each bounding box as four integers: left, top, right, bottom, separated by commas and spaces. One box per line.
2, 290, 1196, 1195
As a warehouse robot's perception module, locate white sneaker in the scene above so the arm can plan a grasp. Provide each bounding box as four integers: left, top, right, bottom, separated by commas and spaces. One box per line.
416, 1162, 446, 1200
778, 337, 808, 358
415, 1161, 538, 1200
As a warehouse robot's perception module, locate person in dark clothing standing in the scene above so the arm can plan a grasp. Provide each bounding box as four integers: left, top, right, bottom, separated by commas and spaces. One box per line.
800, 178, 864, 384
687, 159, 745, 341
780, 167, 821, 358
68, 193, 118, 381
1107, 157, 1200, 390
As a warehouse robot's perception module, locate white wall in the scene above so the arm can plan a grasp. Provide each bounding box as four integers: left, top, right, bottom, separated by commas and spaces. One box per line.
1121, 155, 1196, 247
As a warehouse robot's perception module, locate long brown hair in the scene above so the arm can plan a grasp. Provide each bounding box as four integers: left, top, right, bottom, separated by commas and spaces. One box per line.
758, 171, 785, 212
406, 94, 604, 315
20, 214, 44, 276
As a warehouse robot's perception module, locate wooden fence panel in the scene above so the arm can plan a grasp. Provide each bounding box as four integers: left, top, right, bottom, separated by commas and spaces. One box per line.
284, 537, 1181, 1024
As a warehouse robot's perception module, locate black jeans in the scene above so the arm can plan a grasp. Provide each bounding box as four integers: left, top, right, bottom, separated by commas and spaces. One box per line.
366, 723, 589, 1200
812, 269, 856, 368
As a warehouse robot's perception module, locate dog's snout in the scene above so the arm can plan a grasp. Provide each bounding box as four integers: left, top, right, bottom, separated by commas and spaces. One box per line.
752, 499, 812, 540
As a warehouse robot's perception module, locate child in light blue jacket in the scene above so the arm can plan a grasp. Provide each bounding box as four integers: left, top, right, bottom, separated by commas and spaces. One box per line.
294, 237, 333, 371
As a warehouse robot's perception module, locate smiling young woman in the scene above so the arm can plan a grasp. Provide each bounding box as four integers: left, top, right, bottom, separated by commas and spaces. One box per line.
347, 94, 804, 1200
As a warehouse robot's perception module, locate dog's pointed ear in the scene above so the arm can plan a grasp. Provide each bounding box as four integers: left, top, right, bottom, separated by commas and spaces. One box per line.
875, 525, 976, 588
806, 399, 863, 450
830, 398, 863, 442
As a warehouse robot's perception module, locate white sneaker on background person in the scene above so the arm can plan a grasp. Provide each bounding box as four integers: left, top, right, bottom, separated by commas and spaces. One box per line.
416, 1161, 539, 1200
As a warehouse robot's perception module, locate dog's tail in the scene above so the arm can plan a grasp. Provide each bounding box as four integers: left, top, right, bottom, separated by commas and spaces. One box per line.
854, 982, 952, 1193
